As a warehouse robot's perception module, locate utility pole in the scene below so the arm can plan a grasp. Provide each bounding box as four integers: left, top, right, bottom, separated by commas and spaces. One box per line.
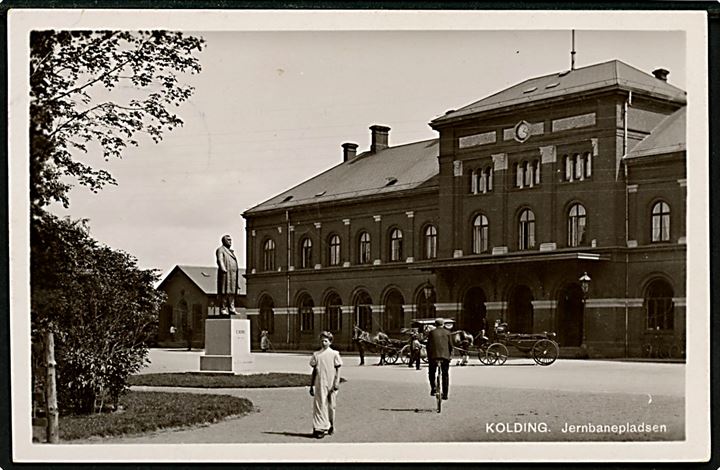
44, 324, 59, 443
571, 30, 576, 71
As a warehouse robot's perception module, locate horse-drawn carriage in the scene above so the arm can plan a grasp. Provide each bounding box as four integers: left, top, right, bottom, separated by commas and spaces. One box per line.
353, 317, 560, 367
473, 319, 560, 366
352, 326, 407, 364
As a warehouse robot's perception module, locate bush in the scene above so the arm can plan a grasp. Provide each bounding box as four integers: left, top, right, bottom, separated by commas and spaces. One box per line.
32, 213, 165, 414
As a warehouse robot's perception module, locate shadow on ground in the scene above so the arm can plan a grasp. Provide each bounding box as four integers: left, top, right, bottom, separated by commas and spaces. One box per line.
380, 408, 436, 413
262, 431, 317, 439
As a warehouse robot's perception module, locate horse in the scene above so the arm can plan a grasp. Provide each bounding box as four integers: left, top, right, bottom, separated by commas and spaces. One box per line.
352, 326, 393, 365
451, 329, 475, 366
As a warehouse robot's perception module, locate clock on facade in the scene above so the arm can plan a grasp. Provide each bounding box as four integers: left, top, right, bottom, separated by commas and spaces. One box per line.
514, 120, 531, 142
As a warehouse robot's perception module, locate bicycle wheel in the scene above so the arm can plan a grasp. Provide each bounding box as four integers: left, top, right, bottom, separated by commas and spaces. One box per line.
435, 366, 442, 413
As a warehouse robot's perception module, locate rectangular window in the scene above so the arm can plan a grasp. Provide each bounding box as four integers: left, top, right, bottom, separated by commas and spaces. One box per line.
565, 155, 573, 181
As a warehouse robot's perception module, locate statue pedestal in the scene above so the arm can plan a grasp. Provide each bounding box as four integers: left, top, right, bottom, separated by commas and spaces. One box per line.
200, 318, 253, 374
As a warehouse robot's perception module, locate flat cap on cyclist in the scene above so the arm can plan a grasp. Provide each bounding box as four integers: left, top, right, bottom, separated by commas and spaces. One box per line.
434, 317, 444, 326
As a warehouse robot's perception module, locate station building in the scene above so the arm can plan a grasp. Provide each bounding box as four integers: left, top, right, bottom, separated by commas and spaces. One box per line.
242, 60, 686, 358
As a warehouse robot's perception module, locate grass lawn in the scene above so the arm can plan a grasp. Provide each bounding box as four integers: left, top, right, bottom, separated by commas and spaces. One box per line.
128, 371, 339, 388
50, 391, 253, 441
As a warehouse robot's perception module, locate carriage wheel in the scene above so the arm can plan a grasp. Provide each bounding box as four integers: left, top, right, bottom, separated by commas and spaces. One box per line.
477, 347, 493, 365
486, 343, 508, 365
531, 339, 559, 366
385, 348, 399, 364
399, 345, 410, 364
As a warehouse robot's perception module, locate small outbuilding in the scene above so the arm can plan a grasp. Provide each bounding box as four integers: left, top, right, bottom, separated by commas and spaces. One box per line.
157, 265, 247, 348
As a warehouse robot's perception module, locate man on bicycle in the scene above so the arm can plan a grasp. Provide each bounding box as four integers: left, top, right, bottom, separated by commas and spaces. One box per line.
427, 317, 453, 400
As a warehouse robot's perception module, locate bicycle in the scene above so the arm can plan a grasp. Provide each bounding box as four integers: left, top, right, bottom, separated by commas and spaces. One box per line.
434, 359, 443, 413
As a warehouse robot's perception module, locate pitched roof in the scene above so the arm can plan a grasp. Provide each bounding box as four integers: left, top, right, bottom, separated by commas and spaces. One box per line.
626, 107, 686, 160
244, 139, 439, 214
432, 60, 686, 125
158, 265, 247, 295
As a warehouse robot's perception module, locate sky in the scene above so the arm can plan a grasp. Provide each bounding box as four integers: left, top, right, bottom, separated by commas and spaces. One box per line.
45, 25, 688, 276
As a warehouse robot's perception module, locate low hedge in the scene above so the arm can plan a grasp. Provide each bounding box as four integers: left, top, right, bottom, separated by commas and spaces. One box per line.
127, 372, 317, 388
56, 390, 253, 441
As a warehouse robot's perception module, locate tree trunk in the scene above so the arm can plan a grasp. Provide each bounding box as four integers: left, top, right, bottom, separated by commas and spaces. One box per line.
44, 328, 59, 443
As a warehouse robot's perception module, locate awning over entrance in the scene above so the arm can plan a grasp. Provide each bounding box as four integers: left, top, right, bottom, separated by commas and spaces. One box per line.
412, 250, 610, 271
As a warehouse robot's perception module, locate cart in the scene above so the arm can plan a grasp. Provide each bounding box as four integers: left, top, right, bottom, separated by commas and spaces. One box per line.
478, 320, 560, 366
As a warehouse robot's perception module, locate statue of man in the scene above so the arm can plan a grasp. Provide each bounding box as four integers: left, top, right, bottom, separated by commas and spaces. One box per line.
216, 234, 239, 315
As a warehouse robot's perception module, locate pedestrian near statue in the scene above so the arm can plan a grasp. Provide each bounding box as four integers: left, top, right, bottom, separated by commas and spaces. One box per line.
260, 330, 270, 352
169, 324, 176, 342
309, 331, 342, 439
427, 317, 453, 400
215, 234, 239, 315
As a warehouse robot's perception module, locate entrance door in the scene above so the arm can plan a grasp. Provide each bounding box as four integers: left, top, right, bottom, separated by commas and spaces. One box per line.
507, 285, 534, 333
557, 283, 584, 347
462, 287, 487, 335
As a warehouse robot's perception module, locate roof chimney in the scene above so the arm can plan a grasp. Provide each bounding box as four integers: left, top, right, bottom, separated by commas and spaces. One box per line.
370, 125, 390, 153
342, 142, 358, 162
652, 68, 669, 82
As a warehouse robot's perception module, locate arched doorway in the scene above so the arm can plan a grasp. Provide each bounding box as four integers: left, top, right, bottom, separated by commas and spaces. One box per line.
258, 295, 275, 334
324, 292, 342, 333
507, 285, 534, 333
354, 291, 373, 332
557, 283, 584, 347
415, 288, 436, 319
383, 289, 405, 333
461, 287, 487, 335
297, 293, 315, 335
645, 278, 674, 331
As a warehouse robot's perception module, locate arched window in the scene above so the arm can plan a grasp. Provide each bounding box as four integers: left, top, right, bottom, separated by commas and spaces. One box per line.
328, 234, 341, 266
533, 160, 541, 185
325, 292, 342, 332
645, 279, 674, 330
390, 228, 403, 261
470, 169, 478, 194
424, 225, 438, 259
567, 203, 587, 247
354, 291, 373, 332
258, 295, 275, 334
485, 166, 494, 192
518, 209, 535, 250
263, 239, 276, 271
300, 237, 313, 269
651, 201, 671, 242
358, 231, 371, 264
298, 294, 314, 333
472, 215, 489, 254
384, 290, 405, 332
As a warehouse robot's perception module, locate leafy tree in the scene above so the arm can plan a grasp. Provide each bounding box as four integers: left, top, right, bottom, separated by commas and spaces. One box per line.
30, 30, 204, 213
29, 30, 202, 414
32, 211, 166, 414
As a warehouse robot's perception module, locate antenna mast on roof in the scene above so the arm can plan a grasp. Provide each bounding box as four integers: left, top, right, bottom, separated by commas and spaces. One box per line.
570, 30, 576, 71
